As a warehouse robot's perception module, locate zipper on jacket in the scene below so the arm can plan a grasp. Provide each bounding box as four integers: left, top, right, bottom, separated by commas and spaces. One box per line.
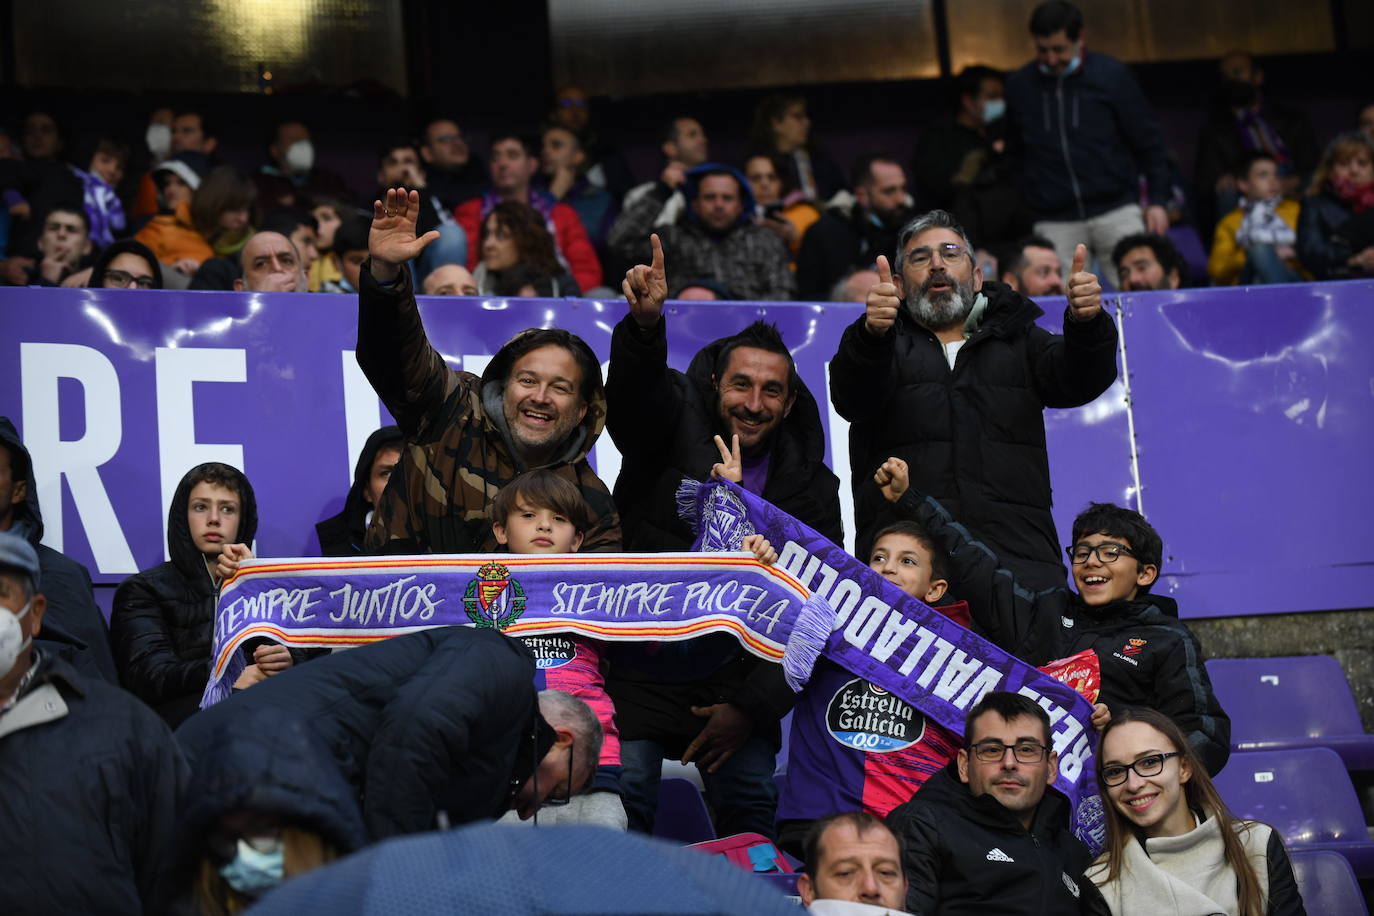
1055, 74, 1087, 220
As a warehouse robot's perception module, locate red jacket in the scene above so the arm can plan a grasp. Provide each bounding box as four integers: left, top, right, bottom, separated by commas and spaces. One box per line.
456, 194, 602, 293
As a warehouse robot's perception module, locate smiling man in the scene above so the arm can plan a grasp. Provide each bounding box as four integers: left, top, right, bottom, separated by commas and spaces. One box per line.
887, 692, 1100, 915
603, 233, 840, 841
830, 208, 1117, 591
356, 188, 620, 554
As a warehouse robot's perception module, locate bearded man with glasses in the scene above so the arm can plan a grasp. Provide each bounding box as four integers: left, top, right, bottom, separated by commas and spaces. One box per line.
830, 208, 1117, 591
887, 691, 1105, 915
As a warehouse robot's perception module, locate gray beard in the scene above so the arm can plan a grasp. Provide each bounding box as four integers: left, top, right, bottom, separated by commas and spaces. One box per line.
906, 279, 976, 330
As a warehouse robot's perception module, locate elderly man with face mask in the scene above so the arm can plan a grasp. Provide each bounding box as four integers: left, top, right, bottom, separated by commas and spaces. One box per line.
0, 531, 187, 916
830, 209, 1117, 591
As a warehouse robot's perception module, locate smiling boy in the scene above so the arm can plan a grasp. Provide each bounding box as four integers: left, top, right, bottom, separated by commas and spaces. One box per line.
875, 457, 1230, 775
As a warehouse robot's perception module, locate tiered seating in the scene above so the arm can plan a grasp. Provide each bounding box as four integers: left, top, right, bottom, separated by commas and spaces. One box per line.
1212, 747, 1374, 877
1289, 850, 1369, 916
1207, 656, 1374, 768
654, 777, 717, 845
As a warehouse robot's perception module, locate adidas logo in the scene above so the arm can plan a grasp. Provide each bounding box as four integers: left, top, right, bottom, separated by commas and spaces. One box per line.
985, 847, 1014, 863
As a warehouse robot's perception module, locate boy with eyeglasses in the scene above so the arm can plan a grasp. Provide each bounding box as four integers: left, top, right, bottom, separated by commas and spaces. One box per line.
887, 691, 1103, 915
875, 457, 1230, 776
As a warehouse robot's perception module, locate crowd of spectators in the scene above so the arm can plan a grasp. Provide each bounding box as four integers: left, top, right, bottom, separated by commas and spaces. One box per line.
0, 2, 1360, 913
3, 2, 1369, 300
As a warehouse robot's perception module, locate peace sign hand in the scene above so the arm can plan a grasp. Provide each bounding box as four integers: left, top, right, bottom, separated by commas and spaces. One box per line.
711, 434, 742, 484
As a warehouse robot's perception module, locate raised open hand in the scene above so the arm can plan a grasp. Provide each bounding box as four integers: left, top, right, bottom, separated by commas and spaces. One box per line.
369, 187, 442, 282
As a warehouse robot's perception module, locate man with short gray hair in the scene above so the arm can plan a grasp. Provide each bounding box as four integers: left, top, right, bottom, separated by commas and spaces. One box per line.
829, 209, 1117, 590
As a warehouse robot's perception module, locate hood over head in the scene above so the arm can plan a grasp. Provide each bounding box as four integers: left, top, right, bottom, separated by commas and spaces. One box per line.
683, 162, 757, 232
479, 327, 606, 467
168, 462, 258, 586
89, 238, 165, 289
0, 417, 41, 545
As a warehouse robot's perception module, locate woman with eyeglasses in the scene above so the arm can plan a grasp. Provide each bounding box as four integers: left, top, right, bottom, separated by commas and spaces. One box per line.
1088, 707, 1306, 916
88, 238, 164, 289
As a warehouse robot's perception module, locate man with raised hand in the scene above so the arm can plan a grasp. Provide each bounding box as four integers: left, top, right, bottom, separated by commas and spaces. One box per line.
830, 208, 1116, 591
604, 233, 840, 839
355, 187, 620, 554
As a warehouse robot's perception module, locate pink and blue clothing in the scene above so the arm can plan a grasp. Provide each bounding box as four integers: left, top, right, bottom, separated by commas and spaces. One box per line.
525, 634, 622, 792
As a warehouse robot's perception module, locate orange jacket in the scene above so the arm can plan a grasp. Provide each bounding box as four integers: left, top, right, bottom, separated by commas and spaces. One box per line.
135, 200, 213, 266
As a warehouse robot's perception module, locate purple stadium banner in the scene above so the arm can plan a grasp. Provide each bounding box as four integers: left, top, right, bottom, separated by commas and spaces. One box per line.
2, 280, 1371, 619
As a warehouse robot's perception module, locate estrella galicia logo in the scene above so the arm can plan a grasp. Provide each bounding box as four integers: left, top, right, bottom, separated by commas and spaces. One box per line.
520, 635, 578, 670
463, 561, 527, 631
826, 678, 924, 753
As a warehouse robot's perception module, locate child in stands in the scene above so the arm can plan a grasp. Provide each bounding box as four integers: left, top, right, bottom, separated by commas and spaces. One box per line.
874, 457, 1230, 775
1209, 151, 1304, 285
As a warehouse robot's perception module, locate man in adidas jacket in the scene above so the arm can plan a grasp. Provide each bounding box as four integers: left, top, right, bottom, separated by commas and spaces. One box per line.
886, 691, 1103, 915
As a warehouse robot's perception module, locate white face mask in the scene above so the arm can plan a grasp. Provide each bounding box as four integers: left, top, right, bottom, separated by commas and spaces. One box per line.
285, 139, 315, 174
146, 123, 172, 160
982, 98, 1006, 124
0, 599, 32, 674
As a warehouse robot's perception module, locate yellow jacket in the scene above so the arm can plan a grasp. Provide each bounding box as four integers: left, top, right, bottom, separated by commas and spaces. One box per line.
1208, 198, 1302, 285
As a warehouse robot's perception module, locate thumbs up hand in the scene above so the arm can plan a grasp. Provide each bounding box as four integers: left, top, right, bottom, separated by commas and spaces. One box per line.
1066, 244, 1102, 322
864, 255, 901, 336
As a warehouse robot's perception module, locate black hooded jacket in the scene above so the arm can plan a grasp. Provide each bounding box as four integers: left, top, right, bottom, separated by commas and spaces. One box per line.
887, 763, 1100, 916
893, 488, 1231, 776
830, 280, 1118, 590
315, 425, 403, 556
602, 313, 842, 746
0, 652, 188, 916
0, 417, 117, 683
110, 463, 259, 728
174, 704, 367, 900
175, 628, 554, 840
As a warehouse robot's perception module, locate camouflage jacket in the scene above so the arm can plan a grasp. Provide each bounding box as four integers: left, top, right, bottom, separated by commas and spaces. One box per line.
355, 263, 621, 554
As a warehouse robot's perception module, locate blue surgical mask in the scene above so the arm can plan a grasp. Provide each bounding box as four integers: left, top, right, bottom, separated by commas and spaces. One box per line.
218, 839, 284, 896
982, 98, 1006, 123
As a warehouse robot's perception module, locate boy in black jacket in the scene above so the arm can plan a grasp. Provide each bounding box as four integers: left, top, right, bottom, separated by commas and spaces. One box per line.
874, 457, 1230, 776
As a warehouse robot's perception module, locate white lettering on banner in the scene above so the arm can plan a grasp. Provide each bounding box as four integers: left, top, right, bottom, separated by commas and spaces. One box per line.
217, 586, 323, 641
326, 576, 443, 626
546, 578, 789, 634
19, 343, 137, 573
155, 348, 247, 561
341, 350, 386, 484
1017, 684, 1091, 782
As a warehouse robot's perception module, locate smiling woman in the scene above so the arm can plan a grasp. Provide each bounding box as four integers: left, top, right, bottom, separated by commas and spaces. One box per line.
1087, 707, 1306, 916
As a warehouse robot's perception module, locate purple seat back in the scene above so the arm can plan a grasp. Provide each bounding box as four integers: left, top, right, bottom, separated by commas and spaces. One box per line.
655, 776, 717, 845
1206, 656, 1370, 746
1290, 850, 1369, 916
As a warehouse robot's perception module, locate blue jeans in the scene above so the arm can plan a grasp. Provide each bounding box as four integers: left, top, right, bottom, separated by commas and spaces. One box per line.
620, 737, 780, 839
413, 222, 469, 288
1241, 244, 1303, 285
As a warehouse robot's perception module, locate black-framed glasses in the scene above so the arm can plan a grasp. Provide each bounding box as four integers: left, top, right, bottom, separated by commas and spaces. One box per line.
906, 242, 967, 269
1101, 751, 1183, 786
969, 739, 1051, 764
1066, 542, 1136, 565
102, 269, 157, 289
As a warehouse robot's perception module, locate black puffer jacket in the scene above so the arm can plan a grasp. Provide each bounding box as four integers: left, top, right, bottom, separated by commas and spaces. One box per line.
893, 488, 1231, 776
0, 416, 118, 684
315, 424, 403, 556
177, 705, 367, 881
888, 763, 1100, 916
603, 312, 842, 746
830, 281, 1117, 591
110, 463, 259, 728
0, 653, 188, 915
1297, 190, 1373, 281
175, 628, 554, 840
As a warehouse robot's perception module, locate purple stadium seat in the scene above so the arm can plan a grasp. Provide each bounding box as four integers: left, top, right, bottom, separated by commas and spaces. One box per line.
654, 776, 717, 845
1289, 850, 1369, 916
1206, 656, 1374, 769
1212, 748, 1374, 878
1167, 224, 1209, 286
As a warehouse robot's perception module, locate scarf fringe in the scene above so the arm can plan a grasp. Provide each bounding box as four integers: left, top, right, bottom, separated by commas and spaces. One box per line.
782, 593, 835, 691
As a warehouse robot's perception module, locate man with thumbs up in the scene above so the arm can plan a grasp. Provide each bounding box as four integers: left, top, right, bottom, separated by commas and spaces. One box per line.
830, 208, 1117, 591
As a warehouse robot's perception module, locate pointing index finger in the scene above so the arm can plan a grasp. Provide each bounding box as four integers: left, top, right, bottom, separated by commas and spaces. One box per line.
650, 233, 664, 273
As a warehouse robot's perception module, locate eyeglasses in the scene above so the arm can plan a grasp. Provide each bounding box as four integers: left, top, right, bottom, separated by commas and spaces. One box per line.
1101, 751, 1183, 787
1066, 543, 1136, 565
906, 242, 967, 269
102, 269, 156, 289
969, 739, 1051, 764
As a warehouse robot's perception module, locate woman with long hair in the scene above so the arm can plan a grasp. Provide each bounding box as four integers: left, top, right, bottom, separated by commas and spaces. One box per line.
1088, 707, 1306, 915
474, 200, 579, 296
1297, 131, 1374, 279
745, 93, 846, 202
190, 164, 257, 259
